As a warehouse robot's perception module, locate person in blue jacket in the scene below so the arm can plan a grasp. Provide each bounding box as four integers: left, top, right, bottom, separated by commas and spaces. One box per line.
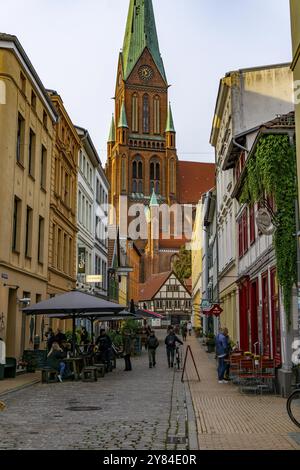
215, 328, 230, 384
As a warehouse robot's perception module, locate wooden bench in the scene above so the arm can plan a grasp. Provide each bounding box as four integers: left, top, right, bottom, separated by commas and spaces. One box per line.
0, 358, 17, 380
82, 367, 98, 382
41, 368, 59, 384
93, 363, 106, 378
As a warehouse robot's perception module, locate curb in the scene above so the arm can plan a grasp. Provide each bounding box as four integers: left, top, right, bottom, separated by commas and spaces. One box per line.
0, 379, 40, 398
184, 381, 199, 450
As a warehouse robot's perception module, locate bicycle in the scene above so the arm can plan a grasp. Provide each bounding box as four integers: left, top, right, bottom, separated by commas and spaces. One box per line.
287, 383, 300, 428
175, 346, 182, 370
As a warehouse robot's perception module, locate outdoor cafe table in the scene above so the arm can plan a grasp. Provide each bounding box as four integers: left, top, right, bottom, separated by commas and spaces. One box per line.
64, 357, 84, 380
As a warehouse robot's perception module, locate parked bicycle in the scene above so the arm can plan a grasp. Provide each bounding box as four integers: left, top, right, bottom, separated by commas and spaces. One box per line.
287, 383, 300, 428
175, 346, 182, 370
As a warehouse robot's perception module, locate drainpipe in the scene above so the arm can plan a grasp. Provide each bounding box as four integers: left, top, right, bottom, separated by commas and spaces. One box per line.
232, 138, 249, 154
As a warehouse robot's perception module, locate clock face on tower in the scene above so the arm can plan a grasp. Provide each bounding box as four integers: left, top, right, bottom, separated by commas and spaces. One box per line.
139, 65, 154, 81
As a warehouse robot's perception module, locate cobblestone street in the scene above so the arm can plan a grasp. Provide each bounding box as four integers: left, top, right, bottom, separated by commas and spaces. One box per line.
0, 331, 197, 451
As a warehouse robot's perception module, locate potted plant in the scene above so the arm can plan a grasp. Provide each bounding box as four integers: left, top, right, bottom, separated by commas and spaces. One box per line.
23, 352, 38, 373
206, 333, 215, 353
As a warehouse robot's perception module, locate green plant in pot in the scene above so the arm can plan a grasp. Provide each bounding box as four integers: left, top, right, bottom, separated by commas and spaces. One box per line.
24, 352, 38, 372
206, 333, 215, 353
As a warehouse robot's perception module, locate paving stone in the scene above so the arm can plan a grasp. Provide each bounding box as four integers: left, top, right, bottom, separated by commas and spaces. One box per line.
0, 330, 197, 450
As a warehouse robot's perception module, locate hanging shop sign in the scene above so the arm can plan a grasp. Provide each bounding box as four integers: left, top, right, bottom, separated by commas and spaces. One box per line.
78, 247, 86, 274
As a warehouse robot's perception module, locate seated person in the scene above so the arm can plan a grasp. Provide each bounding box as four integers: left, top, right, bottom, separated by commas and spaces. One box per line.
95, 329, 113, 372
53, 328, 67, 346
47, 342, 67, 382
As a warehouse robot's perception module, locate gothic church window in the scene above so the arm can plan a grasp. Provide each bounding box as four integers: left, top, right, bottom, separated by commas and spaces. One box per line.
154, 96, 160, 134
121, 157, 127, 192
132, 94, 138, 133
170, 158, 175, 194
150, 158, 160, 194
132, 156, 143, 194
143, 94, 150, 133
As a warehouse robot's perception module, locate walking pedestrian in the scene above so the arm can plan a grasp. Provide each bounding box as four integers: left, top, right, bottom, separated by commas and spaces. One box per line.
187, 321, 193, 336
181, 322, 188, 342
165, 328, 183, 368
146, 330, 159, 368
122, 329, 133, 372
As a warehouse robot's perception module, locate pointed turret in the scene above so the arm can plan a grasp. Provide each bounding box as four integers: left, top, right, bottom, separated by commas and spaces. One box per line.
118, 101, 129, 129
107, 114, 115, 159
108, 115, 116, 143
150, 189, 159, 207
122, 0, 167, 83
166, 102, 176, 133
166, 103, 176, 149
118, 101, 128, 145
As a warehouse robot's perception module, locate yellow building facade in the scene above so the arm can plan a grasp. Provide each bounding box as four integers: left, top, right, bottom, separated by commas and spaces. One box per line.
290, 1, 300, 211
191, 202, 203, 329
0, 35, 57, 358
47, 91, 80, 298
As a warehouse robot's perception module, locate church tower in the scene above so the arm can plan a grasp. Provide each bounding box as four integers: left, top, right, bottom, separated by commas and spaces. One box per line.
106, 0, 179, 229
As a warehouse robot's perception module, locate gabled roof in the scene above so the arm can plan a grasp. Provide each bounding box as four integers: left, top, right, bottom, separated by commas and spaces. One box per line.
139, 271, 192, 301
139, 272, 171, 301
122, 0, 167, 83
178, 161, 216, 204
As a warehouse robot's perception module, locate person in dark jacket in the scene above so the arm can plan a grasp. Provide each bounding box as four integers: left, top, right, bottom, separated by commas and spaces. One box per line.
122, 330, 133, 371
96, 329, 113, 372
45, 328, 55, 351
53, 329, 67, 346
165, 329, 183, 368
80, 327, 89, 352
47, 342, 67, 382
181, 323, 188, 342
146, 331, 159, 368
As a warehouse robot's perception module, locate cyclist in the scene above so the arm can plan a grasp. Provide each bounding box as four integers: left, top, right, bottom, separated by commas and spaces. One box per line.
165, 327, 183, 368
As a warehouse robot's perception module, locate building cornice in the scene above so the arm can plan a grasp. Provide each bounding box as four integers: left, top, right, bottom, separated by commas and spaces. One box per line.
0, 261, 48, 284
0, 36, 58, 123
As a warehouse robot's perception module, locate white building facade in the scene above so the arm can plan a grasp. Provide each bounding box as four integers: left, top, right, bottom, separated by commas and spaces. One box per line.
76, 127, 109, 298
210, 64, 294, 346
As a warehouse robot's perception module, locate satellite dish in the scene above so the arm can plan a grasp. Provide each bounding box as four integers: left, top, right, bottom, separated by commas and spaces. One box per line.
256, 208, 275, 236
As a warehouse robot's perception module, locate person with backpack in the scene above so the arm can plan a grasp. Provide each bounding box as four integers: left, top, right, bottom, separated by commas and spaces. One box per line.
146, 330, 159, 368
165, 328, 183, 368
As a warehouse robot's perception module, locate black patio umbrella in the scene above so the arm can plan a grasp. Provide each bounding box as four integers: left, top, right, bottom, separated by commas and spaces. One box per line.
23, 291, 125, 353
47, 310, 135, 342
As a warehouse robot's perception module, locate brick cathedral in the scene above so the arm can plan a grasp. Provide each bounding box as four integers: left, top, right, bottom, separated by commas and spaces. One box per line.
106, 0, 215, 283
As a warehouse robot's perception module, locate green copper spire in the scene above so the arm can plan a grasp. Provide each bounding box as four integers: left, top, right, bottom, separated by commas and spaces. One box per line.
150, 189, 159, 207
118, 101, 129, 128
165, 102, 176, 133
122, 0, 167, 83
108, 115, 116, 142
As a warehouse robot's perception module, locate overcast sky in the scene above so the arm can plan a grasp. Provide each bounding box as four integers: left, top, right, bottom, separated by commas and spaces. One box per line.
0, 0, 292, 164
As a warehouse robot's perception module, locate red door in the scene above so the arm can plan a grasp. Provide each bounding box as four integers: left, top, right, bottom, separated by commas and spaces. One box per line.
250, 279, 259, 353
239, 278, 250, 351
262, 272, 271, 357
270, 268, 282, 365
